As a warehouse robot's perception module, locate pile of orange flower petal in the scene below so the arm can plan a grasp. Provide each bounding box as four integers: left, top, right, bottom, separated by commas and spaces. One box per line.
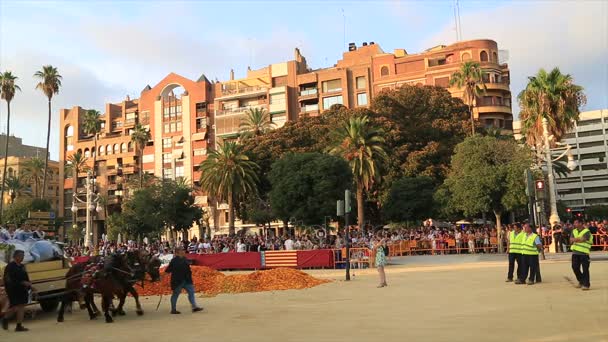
138, 266, 329, 297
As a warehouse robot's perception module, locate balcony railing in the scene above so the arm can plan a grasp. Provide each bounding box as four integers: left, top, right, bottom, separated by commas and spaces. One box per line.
220, 86, 266, 97
300, 104, 319, 113
300, 88, 318, 96
216, 105, 265, 117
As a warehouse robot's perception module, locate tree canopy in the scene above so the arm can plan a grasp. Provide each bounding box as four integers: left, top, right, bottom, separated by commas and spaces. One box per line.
383, 176, 436, 223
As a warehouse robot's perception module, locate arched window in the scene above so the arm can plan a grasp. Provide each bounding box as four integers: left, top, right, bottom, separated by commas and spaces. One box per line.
8, 168, 13, 178
77, 148, 82, 155
128, 141, 134, 152
380, 66, 389, 77
65, 125, 74, 137
492, 51, 498, 63
121, 143, 127, 153
106, 144, 112, 155
65, 125, 74, 152
99, 145, 105, 156
84, 148, 90, 158
480, 51, 489, 62
114, 144, 119, 154
461, 52, 471, 61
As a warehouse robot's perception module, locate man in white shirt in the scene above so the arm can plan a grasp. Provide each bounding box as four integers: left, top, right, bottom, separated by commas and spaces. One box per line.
236, 240, 247, 252
284, 237, 294, 250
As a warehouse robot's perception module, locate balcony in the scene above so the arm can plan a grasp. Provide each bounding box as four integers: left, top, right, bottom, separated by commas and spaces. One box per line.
216, 105, 266, 117
124, 119, 136, 127
107, 183, 118, 191
123, 164, 138, 174
300, 104, 319, 113
484, 79, 510, 91
106, 167, 117, 176
299, 88, 318, 99
477, 105, 512, 114
217, 86, 267, 100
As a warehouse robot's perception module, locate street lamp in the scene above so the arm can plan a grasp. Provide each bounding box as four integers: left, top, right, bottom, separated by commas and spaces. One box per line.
71, 171, 102, 248
541, 118, 579, 253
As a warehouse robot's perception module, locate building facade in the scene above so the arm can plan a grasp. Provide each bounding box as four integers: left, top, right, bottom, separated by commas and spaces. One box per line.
59, 39, 513, 238
514, 109, 608, 212
0, 134, 49, 159
0, 156, 60, 212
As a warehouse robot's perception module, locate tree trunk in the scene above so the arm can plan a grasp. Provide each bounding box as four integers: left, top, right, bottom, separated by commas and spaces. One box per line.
469, 104, 475, 135
72, 164, 78, 235
356, 184, 365, 235
494, 210, 503, 253
138, 146, 144, 188
0, 101, 10, 222
228, 193, 235, 236
42, 98, 52, 199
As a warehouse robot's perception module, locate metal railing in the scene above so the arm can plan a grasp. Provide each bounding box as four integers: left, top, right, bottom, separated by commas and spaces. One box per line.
300, 104, 319, 113
300, 88, 318, 96
221, 85, 266, 96
216, 105, 265, 116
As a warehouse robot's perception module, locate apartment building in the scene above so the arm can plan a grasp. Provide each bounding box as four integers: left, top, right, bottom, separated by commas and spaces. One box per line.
0, 156, 60, 212
59, 38, 513, 238
0, 134, 49, 158
297, 39, 513, 129
514, 109, 608, 212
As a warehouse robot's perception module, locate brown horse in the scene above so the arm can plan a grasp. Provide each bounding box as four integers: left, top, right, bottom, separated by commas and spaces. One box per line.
57, 256, 102, 322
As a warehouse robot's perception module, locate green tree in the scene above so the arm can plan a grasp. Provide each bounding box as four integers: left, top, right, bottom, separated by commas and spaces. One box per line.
518, 67, 586, 147
105, 213, 124, 241
121, 186, 163, 240
0, 71, 21, 220
21, 157, 47, 198
449, 61, 487, 135
82, 109, 102, 176
34, 65, 62, 199
442, 136, 532, 252
4, 176, 29, 204
158, 179, 202, 237
329, 115, 387, 232
198, 141, 259, 236
383, 176, 435, 223
269, 153, 352, 229
130, 123, 151, 188
239, 107, 275, 138
3, 197, 51, 225
586, 205, 608, 220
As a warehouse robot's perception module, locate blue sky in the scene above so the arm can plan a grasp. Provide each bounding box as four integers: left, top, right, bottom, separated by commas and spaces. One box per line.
1, 0, 607, 160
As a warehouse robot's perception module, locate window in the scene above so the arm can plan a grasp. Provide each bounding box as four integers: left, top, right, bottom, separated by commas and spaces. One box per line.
578, 129, 603, 138
162, 153, 171, 164
461, 52, 471, 61
356, 77, 366, 90
163, 168, 173, 179
578, 119, 602, 126
196, 117, 207, 130
84, 148, 90, 158
270, 93, 286, 105
580, 152, 606, 161
176, 105, 182, 114
65, 125, 74, 151
99, 145, 105, 156
164, 123, 170, 133
106, 145, 112, 155
380, 66, 389, 77
121, 143, 127, 153
322, 95, 343, 109
163, 138, 172, 149
176, 121, 182, 132
193, 148, 207, 156
581, 163, 608, 171
503, 98, 511, 107
322, 79, 342, 93
357, 93, 368, 107
142, 154, 154, 163
480, 51, 489, 62
175, 166, 184, 178
585, 186, 608, 193
114, 144, 120, 154
126, 112, 136, 122
493, 51, 498, 63
578, 141, 605, 149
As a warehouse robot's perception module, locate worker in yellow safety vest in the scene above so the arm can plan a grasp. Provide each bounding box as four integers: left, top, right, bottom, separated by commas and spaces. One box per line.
520, 223, 542, 285
506, 224, 524, 283
570, 219, 592, 290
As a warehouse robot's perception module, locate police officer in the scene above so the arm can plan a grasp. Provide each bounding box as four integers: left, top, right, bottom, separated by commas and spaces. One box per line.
570, 219, 592, 290
506, 224, 524, 283
520, 223, 543, 285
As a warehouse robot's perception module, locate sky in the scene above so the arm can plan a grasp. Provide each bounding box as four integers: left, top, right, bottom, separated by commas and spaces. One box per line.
0, 0, 607, 160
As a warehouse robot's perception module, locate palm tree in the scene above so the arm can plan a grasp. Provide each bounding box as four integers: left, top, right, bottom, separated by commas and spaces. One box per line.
198, 141, 259, 236
65, 151, 89, 230
82, 109, 102, 176
0, 71, 21, 220
329, 115, 387, 233
21, 157, 47, 198
130, 124, 151, 188
239, 107, 275, 138
4, 176, 29, 204
518, 67, 586, 147
450, 61, 487, 135
34, 65, 62, 199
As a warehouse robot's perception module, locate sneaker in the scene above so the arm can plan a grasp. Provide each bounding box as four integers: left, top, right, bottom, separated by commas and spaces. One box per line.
170, 310, 181, 315
15, 325, 29, 332
527, 281, 535, 285
581, 286, 590, 291
505, 278, 513, 282
192, 307, 203, 313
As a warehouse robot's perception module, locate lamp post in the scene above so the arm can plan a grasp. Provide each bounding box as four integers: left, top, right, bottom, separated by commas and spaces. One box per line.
71, 171, 102, 248
541, 118, 578, 253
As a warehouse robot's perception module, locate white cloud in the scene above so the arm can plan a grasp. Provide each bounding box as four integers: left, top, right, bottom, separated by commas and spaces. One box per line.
423, 0, 608, 116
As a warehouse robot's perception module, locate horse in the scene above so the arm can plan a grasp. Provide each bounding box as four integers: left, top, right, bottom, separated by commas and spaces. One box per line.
111, 250, 160, 317
57, 256, 103, 323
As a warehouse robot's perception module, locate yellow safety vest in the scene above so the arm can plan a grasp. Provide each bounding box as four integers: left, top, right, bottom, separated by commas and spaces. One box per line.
571, 228, 593, 255
508, 231, 523, 254
521, 233, 540, 256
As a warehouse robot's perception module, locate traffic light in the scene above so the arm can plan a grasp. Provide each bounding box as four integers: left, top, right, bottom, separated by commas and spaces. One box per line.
566, 208, 572, 213
535, 180, 545, 190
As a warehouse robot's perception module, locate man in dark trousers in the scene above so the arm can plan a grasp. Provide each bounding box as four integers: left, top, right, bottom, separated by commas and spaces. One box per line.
570, 219, 592, 290
506, 224, 524, 283
520, 223, 543, 285
165, 246, 203, 314
2, 250, 31, 332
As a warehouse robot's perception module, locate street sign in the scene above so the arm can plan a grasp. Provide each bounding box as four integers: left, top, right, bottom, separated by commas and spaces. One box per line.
28, 211, 55, 219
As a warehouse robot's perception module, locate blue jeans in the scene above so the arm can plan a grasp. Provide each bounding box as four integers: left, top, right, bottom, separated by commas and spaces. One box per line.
170, 281, 198, 311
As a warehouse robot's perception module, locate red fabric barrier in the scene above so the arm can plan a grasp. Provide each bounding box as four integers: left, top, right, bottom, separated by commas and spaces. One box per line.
297, 250, 334, 268
186, 252, 262, 270
73, 256, 90, 264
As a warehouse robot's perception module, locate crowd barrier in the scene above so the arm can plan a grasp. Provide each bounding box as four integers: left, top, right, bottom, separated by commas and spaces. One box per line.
541, 233, 608, 252
385, 238, 501, 256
